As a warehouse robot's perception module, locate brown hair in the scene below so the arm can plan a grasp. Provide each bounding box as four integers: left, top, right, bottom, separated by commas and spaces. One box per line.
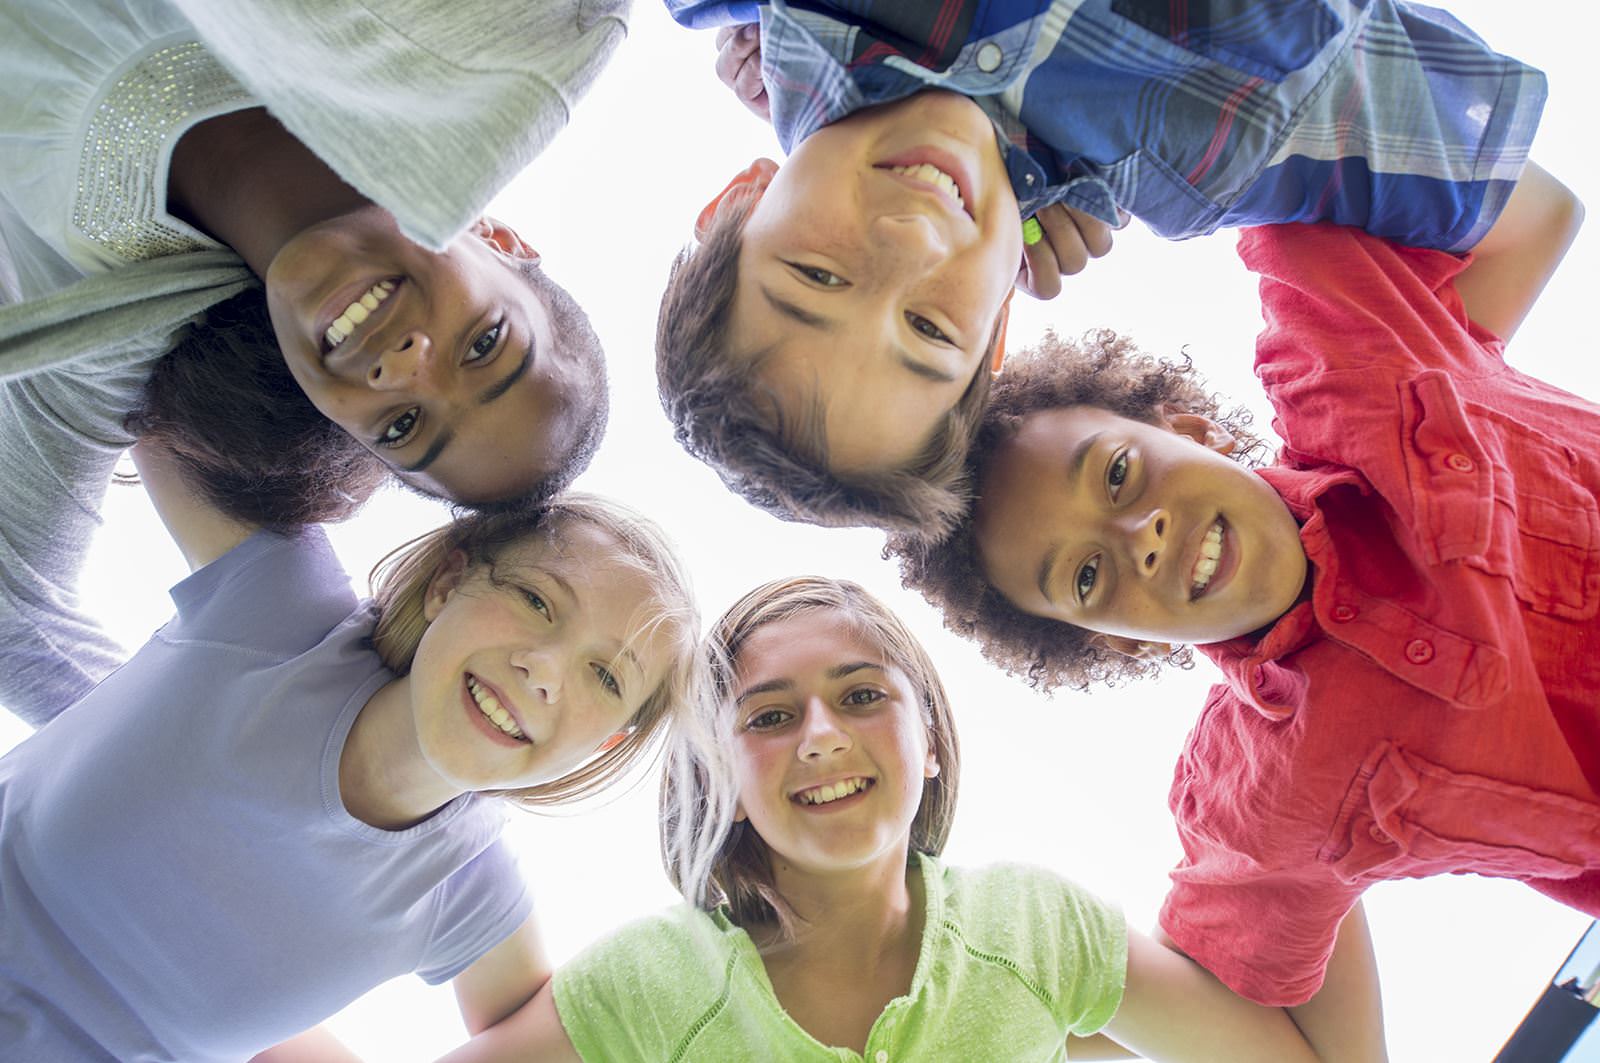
661, 576, 961, 935
368, 493, 701, 809
889, 329, 1269, 692
654, 201, 995, 537
128, 261, 607, 526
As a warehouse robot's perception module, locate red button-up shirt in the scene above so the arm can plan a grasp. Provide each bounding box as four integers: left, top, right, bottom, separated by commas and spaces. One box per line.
1158, 224, 1600, 1006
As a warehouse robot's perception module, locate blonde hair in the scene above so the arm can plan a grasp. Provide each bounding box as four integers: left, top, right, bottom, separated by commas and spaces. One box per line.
661, 577, 961, 933
368, 493, 701, 809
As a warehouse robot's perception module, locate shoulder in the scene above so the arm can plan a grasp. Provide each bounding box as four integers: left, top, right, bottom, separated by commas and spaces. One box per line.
942, 859, 1123, 943
554, 905, 743, 1057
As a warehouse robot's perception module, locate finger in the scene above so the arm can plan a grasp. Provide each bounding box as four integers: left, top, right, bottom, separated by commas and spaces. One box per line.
1019, 236, 1064, 300
1070, 207, 1115, 259
715, 24, 738, 49
1037, 205, 1090, 276
715, 38, 756, 89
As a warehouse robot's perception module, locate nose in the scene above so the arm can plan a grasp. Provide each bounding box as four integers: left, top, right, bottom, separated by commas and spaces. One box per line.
796, 698, 851, 761
366, 329, 438, 392
870, 213, 948, 272
510, 647, 563, 705
1125, 508, 1171, 578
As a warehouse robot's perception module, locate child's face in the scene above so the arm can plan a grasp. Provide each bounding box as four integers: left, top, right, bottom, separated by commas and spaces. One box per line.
718, 91, 1023, 474
729, 609, 938, 878
974, 407, 1309, 647
265, 208, 596, 503
407, 522, 672, 793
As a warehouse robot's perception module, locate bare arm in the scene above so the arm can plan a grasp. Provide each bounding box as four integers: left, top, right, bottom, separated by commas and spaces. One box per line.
1101, 922, 1386, 1063
1283, 904, 1388, 1063
1454, 161, 1584, 342
430, 916, 583, 1063
248, 1027, 363, 1063
128, 442, 256, 572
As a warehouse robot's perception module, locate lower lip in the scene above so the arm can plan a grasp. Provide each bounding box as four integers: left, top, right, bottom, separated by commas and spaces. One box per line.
459, 677, 528, 748
317, 276, 401, 358
874, 147, 975, 220
1196, 519, 1240, 600
791, 782, 874, 813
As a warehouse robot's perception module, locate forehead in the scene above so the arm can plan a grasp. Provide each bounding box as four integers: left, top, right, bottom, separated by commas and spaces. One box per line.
735, 608, 894, 680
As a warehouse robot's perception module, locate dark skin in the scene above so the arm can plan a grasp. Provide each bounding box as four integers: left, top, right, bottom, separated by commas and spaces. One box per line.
167, 106, 362, 278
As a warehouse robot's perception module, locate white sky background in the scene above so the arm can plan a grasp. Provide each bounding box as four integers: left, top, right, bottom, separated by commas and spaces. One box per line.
2, 1, 1596, 1058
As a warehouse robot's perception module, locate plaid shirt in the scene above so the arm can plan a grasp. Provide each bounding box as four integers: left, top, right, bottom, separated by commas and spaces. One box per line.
668, 0, 1545, 250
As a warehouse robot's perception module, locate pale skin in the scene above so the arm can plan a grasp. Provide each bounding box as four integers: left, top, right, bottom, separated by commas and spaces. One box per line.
129, 442, 662, 1063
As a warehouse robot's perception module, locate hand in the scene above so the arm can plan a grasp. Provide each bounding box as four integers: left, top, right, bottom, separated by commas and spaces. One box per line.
714, 23, 770, 121
1016, 202, 1115, 299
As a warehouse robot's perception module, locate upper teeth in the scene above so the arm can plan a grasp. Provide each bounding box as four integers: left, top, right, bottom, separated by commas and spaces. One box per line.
1191, 520, 1225, 595
325, 279, 396, 349
467, 676, 526, 740
796, 778, 869, 805
890, 164, 965, 211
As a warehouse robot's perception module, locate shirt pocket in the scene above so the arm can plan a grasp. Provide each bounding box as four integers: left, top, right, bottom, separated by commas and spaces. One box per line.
1400, 370, 1600, 620
1317, 741, 1600, 885
1107, 0, 1344, 84
1097, 148, 1222, 239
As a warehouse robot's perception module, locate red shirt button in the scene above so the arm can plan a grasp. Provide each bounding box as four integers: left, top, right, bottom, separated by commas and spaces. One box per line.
1331, 604, 1357, 622
1404, 639, 1435, 664
1368, 823, 1388, 842
1446, 452, 1475, 473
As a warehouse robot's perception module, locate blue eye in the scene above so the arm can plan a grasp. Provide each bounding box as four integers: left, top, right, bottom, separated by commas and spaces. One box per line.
469, 322, 504, 362
1075, 555, 1101, 603
522, 589, 552, 619
593, 663, 621, 697
843, 688, 885, 707
378, 407, 420, 448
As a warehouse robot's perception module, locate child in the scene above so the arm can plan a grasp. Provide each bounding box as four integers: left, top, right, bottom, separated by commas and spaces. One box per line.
890, 167, 1597, 1005
0, 0, 623, 508
440, 576, 1388, 1061
656, 0, 1546, 534
0, 461, 702, 1061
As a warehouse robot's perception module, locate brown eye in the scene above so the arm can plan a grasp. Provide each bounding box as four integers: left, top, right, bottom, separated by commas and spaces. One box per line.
378, 408, 420, 448
1076, 555, 1101, 603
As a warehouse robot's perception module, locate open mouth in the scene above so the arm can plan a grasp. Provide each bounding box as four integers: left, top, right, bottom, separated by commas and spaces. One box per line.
791, 776, 874, 807
465, 674, 528, 743
1189, 518, 1226, 600
320, 277, 399, 354
874, 148, 975, 220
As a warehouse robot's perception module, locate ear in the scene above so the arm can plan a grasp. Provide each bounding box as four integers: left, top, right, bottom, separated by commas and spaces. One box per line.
595, 729, 630, 755
422, 549, 470, 622
923, 746, 941, 780
1159, 407, 1237, 456
695, 158, 779, 241
733, 800, 748, 824
1088, 632, 1174, 661
472, 216, 541, 264
989, 290, 1016, 376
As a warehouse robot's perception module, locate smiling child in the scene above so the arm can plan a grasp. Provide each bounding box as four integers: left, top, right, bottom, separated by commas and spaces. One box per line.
892, 164, 1599, 1005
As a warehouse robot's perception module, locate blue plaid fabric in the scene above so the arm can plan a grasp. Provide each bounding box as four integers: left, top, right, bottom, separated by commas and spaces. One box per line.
668, 0, 1545, 251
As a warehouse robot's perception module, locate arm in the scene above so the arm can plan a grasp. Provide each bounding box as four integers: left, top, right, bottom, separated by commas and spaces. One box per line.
248, 1028, 364, 1063
128, 441, 255, 572
1453, 162, 1584, 342
432, 916, 583, 1063
1283, 904, 1388, 1063
1100, 924, 1385, 1063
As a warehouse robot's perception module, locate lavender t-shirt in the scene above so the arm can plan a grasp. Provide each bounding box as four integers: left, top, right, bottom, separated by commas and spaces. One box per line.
0, 528, 531, 1062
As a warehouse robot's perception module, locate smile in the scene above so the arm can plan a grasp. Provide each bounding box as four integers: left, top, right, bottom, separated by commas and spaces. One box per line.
466, 674, 527, 742
791, 776, 874, 806
1190, 519, 1226, 599
323, 278, 397, 351
887, 163, 966, 213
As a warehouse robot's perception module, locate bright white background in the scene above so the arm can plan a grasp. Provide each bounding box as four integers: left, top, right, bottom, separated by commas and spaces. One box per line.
2, 1, 1595, 1059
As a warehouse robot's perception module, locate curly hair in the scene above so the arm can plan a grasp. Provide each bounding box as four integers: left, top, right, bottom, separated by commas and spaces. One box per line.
128, 260, 607, 527
888, 329, 1270, 693
654, 198, 993, 537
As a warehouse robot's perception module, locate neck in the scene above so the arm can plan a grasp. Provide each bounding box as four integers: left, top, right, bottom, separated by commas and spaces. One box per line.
759, 850, 924, 969
339, 676, 463, 830
167, 106, 371, 277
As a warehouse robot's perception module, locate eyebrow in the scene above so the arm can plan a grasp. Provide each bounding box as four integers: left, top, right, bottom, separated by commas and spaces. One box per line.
761, 285, 838, 333
397, 347, 532, 474
1034, 432, 1104, 602
897, 349, 958, 384
733, 661, 885, 706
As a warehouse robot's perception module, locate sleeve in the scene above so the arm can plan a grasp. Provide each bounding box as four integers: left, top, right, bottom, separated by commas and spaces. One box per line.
1221, 0, 1545, 252
416, 839, 534, 985
0, 350, 162, 726
553, 908, 736, 1063
664, 0, 761, 30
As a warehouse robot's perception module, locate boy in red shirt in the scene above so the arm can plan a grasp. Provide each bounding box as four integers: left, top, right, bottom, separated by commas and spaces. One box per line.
892, 164, 1596, 1008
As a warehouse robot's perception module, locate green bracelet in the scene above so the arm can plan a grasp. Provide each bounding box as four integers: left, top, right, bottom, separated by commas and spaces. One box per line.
1022, 217, 1043, 246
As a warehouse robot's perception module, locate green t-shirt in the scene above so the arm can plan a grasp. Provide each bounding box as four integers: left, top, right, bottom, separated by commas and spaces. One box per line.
553, 855, 1127, 1063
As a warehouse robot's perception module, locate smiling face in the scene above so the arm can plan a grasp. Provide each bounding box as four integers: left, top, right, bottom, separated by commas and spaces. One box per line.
719, 91, 1022, 474
729, 609, 939, 878
974, 406, 1309, 646
406, 521, 673, 793
264, 208, 596, 503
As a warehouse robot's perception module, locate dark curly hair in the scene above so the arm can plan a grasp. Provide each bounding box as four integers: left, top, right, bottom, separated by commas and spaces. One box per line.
887, 329, 1269, 692
127, 260, 607, 527
654, 198, 994, 537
